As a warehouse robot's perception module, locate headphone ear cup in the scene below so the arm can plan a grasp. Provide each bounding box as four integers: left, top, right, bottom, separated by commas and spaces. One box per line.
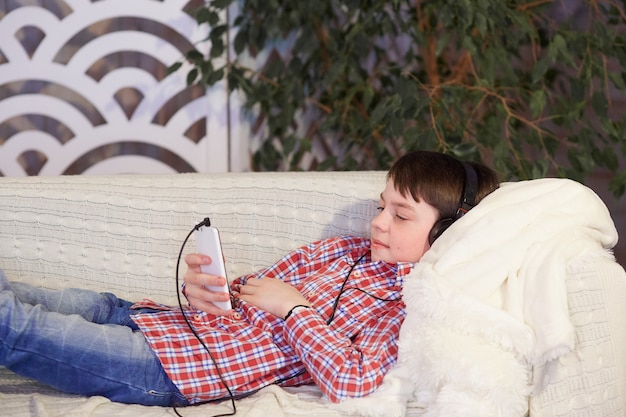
429, 217, 454, 246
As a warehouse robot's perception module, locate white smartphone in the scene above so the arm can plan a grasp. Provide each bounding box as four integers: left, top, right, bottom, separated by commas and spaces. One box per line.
194, 224, 232, 310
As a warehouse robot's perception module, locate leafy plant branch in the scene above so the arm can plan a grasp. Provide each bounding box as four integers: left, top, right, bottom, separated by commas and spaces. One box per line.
173, 0, 626, 196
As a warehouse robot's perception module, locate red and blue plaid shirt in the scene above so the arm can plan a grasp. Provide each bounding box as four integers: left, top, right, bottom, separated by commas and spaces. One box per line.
132, 236, 413, 404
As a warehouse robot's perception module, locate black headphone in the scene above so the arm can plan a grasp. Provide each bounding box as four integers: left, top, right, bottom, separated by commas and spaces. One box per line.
428, 161, 478, 245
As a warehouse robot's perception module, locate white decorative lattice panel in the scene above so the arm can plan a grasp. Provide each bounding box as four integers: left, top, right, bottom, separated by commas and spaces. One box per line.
0, 0, 230, 175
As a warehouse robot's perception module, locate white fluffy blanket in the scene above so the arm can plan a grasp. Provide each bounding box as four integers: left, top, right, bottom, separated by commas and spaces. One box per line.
339, 178, 619, 417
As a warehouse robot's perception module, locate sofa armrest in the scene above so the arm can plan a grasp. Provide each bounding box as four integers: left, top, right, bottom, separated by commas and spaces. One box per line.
530, 255, 626, 416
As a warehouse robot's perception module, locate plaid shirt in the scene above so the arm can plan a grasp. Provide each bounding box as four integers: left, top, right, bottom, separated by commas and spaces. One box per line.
132, 236, 413, 404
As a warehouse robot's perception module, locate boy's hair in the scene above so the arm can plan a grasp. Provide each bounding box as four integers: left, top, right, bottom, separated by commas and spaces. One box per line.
387, 151, 500, 220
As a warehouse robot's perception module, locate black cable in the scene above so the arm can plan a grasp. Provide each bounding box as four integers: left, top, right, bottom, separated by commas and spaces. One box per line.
325, 251, 368, 324
341, 287, 402, 303
171, 232, 397, 416
217, 250, 371, 400
172, 218, 237, 417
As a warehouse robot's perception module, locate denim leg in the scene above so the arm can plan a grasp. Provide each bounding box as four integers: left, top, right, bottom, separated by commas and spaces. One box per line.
0, 271, 137, 329
0, 272, 189, 406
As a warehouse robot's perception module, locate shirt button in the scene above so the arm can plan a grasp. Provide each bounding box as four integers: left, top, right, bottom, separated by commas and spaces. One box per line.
232, 312, 242, 320
353, 271, 362, 277
193, 314, 202, 321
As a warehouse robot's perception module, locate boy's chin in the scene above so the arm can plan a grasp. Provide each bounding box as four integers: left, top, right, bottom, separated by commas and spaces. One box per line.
370, 249, 387, 263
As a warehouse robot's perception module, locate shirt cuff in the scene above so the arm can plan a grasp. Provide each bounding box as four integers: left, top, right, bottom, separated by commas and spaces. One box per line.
284, 304, 310, 320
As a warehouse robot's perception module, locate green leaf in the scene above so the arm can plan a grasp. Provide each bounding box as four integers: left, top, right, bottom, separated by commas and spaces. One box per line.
210, 25, 228, 39
547, 34, 566, 61
609, 169, 626, 198
451, 143, 477, 159
211, 0, 232, 10
530, 90, 547, 118
569, 78, 586, 102
402, 126, 421, 149
598, 147, 619, 170
567, 147, 595, 173
531, 159, 549, 178
186, 68, 198, 86
166, 61, 182, 76
435, 33, 451, 57
591, 92, 608, 118
414, 129, 439, 151
370, 100, 391, 127
207, 67, 225, 85
233, 30, 248, 54
532, 57, 550, 84
196, 8, 211, 25
185, 49, 204, 64
362, 85, 375, 110
318, 155, 337, 171
210, 39, 225, 58
474, 12, 487, 37
196, 8, 220, 26
608, 72, 626, 90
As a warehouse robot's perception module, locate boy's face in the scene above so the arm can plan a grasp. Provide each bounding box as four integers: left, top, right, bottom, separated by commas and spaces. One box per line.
370, 179, 439, 263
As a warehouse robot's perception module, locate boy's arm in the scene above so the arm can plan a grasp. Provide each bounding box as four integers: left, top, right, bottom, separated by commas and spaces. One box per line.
233, 236, 371, 318
283, 302, 405, 403
182, 237, 333, 313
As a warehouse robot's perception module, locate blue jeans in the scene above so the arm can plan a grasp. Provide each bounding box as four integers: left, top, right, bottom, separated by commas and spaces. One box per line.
0, 270, 189, 406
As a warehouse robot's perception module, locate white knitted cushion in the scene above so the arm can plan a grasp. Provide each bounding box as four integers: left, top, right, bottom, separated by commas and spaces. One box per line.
529, 255, 626, 417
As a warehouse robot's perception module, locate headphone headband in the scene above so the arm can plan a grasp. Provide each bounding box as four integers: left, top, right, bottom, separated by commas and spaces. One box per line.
456, 162, 478, 218
428, 160, 478, 245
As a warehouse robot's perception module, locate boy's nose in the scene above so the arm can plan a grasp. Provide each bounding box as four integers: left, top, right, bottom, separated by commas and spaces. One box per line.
371, 212, 387, 231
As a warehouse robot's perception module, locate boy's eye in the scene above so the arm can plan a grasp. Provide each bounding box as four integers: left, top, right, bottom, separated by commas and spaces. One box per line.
376, 206, 384, 212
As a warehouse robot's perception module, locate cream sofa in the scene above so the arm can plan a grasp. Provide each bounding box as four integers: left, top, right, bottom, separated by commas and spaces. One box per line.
0, 171, 624, 417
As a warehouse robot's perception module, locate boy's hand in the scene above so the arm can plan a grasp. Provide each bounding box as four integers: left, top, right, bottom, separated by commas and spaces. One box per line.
237, 277, 311, 319
183, 253, 233, 316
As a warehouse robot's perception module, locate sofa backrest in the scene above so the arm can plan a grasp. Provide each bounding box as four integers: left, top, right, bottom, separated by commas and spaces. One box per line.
0, 171, 387, 304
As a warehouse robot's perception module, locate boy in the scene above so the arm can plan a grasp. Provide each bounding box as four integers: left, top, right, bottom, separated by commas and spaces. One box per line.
0, 151, 499, 407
